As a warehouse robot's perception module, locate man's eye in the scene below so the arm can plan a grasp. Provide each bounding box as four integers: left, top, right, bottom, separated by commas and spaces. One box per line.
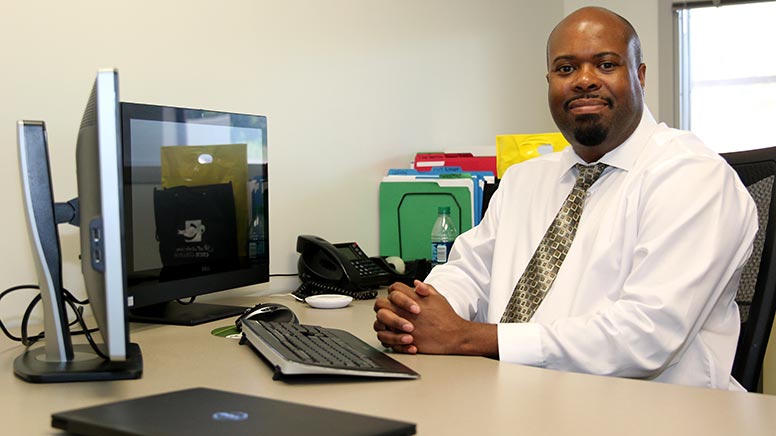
557, 65, 574, 74
600, 62, 617, 70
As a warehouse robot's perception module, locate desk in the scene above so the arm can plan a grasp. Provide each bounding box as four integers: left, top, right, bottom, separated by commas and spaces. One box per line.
3, 292, 776, 435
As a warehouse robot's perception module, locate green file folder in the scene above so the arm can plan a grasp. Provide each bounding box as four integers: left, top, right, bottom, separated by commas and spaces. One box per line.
379, 181, 473, 260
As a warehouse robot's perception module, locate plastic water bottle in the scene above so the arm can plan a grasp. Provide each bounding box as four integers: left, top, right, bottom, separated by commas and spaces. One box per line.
431, 206, 458, 265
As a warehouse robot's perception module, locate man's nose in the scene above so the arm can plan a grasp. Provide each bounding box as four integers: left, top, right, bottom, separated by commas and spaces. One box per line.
573, 65, 601, 92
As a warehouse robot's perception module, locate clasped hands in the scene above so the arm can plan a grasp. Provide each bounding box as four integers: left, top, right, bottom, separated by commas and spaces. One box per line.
373, 280, 471, 355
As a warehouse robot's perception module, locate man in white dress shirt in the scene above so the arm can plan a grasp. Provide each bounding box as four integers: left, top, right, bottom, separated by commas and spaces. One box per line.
373, 6, 758, 389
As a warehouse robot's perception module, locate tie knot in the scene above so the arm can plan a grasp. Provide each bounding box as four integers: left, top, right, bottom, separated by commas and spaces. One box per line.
574, 163, 607, 191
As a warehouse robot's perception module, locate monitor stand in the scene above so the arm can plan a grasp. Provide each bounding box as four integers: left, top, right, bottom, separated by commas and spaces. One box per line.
128, 301, 247, 326
14, 343, 143, 383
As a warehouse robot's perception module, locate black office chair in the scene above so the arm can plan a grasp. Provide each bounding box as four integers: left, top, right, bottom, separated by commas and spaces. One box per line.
721, 146, 776, 392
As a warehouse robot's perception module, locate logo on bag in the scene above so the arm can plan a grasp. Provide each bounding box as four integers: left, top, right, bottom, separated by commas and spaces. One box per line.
178, 219, 206, 242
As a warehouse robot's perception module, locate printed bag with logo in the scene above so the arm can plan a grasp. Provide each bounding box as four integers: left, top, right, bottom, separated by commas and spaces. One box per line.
153, 183, 238, 267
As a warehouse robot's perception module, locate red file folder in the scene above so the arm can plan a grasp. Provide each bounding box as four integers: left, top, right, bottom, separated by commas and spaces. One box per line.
413, 153, 496, 175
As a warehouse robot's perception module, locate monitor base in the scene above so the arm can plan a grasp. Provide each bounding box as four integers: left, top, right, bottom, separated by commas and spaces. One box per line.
129, 301, 247, 326
14, 343, 143, 383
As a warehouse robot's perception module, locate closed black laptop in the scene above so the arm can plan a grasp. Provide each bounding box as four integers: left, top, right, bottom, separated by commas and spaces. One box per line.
52, 387, 416, 436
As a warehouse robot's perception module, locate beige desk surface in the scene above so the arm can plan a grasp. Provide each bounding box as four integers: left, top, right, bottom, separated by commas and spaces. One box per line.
3, 292, 776, 435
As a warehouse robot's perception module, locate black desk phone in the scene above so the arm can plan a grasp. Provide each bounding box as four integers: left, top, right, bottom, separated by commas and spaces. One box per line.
294, 235, 396, 300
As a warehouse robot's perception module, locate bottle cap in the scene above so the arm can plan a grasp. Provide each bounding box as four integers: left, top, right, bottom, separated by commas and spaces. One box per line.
438, 206, 451, 214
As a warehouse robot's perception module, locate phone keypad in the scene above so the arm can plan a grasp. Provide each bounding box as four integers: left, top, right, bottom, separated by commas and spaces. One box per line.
353, 259, 390, 278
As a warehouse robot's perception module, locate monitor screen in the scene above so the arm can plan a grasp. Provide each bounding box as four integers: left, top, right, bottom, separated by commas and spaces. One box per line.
120, 103, 268, 325
14, 69, 142, 382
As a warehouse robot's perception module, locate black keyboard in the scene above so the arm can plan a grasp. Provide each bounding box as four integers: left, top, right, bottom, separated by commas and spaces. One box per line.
240, 320, 419, 379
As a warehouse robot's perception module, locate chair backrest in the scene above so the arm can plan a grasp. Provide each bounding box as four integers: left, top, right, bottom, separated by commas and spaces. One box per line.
721, 146, 776, 392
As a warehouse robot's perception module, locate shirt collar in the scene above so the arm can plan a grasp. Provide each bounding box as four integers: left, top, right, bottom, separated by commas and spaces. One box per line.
558, 105, 659, 178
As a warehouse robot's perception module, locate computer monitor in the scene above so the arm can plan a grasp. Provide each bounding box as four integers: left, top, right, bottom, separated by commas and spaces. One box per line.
14, 69, 142, 382
120, 102, 269, 325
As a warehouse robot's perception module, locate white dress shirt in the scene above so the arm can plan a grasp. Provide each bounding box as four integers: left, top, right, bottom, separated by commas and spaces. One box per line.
425, 108, 758, 389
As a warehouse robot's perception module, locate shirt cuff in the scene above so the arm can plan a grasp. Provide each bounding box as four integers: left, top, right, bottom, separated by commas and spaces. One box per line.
497, 322, 545, 366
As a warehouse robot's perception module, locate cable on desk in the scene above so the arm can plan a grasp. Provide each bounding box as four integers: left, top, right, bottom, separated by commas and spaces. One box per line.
0, 284, 107, 359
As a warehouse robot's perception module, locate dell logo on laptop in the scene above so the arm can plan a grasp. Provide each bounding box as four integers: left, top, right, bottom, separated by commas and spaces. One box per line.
212, 411, 249, 421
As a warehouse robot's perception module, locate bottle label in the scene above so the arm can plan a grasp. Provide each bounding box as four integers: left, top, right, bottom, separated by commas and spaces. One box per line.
432, 241, 454, 265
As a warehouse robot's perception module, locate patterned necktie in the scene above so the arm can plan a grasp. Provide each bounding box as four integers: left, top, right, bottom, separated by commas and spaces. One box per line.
501, 163, 608, 323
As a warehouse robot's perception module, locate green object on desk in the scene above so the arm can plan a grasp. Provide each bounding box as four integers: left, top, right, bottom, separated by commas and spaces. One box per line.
379, 181, 473, 260
211, 325, 240, 338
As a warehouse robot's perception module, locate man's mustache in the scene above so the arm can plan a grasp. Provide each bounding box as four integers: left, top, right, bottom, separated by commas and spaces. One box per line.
564, 94, 613, 111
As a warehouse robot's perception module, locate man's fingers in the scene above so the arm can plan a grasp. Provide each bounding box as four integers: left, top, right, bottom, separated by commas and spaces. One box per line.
374, 293, 418, 315
387, 289, 421, 314
373, 296, 392, 313
376, 329, 414, 346
374, 282, 431, 356
413, 280, 439, 297
375, 308, 414, 333
390, 344, 418, 354
380, 342, 417, 355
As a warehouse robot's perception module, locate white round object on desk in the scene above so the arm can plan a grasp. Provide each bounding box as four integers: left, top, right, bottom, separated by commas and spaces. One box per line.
305, 294, 353, 309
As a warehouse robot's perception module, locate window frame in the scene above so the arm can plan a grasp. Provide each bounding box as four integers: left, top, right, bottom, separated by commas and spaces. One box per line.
672, 0, 776, 133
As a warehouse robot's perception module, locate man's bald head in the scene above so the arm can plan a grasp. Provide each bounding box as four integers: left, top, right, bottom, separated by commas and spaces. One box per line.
547, 7, 642, 69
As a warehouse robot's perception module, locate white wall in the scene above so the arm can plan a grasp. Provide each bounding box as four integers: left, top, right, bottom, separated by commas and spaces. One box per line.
1, 0, 566, 325
1, 0, 670, 321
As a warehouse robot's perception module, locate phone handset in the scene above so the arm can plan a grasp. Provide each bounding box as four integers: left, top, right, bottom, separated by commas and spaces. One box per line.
294, 235, 392, 300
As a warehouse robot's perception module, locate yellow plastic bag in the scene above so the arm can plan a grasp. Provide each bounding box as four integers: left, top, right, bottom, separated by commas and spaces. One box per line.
160, 143, 248, 256
495, 133, 569, 178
